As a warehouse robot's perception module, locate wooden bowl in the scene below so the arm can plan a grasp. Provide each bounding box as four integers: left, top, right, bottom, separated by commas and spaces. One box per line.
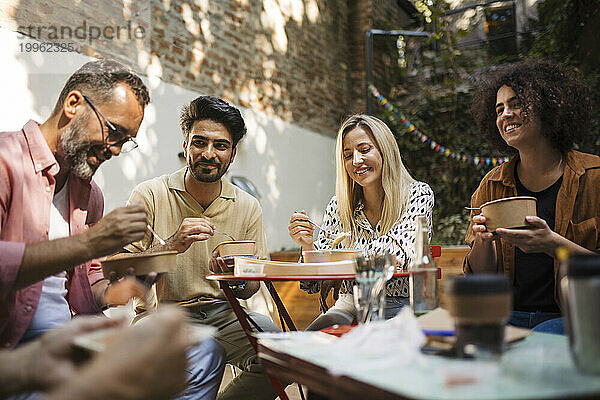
302, 249, 363, 263
101, 251, 178, 277
480, 196, 537, 232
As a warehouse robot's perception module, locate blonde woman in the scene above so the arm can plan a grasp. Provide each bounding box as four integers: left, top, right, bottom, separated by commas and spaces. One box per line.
288, 115, 434, 330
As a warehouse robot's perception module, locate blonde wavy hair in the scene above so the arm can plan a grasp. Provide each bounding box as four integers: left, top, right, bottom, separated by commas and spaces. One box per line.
335, 115, 415, 245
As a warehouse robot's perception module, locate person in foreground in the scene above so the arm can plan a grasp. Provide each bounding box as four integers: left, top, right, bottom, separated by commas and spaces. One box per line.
288, 114, 434, 331
0, 306, 190, 400
126, 95, 280, 400
0, 59, 151, 349
0, 59, 225, 400
464, 61, 600, 334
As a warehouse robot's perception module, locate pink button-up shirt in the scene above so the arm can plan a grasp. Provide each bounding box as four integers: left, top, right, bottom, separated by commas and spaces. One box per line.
0, 120, 105, 349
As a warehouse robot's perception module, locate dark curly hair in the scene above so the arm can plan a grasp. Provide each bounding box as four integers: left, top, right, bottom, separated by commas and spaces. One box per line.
471, 61, 592, 155
180, 96, 247, 148
51, 59, 150, 116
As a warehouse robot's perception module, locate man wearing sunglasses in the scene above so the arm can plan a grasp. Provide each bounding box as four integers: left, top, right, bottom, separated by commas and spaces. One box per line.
0, 60, 225, 400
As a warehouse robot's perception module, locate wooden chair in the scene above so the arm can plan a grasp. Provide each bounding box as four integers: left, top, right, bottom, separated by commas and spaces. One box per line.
436, 245, 470, 308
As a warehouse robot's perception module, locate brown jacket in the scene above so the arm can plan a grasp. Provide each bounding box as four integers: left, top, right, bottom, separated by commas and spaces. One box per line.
464, 150, 600, 304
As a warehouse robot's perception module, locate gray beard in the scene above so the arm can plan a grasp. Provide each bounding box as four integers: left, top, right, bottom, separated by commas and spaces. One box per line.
58, 117, 98, 180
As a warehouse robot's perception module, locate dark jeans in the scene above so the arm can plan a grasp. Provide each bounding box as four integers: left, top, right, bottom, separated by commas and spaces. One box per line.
509, 311, 565, 335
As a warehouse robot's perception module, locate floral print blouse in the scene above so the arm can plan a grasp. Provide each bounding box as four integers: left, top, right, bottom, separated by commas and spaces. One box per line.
301, 181, 434, 297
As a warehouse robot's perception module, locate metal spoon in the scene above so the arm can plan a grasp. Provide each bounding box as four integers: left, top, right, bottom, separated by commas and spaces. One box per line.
214, 229, 236, 241
293, 211, 351, 245
306, 218, 336, 239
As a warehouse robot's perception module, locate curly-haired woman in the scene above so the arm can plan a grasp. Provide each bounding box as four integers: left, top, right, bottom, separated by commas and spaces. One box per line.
465, 61, 600, 334
288, 115, 434, 331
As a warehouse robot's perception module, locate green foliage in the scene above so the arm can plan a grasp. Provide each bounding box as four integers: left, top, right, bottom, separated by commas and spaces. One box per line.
528, 0, 600, 72
526, 0, 600, 152
376, 1, 500, 244
431, 210, 471, 245
373, 0, 599, 245
381, 88, 497, 245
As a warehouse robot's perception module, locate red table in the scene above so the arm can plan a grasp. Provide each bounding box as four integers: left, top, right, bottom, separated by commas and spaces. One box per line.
206, 272, 417, 399
207, 273, 341, 399
206, 270, 440, 399
206, 273, 388, 333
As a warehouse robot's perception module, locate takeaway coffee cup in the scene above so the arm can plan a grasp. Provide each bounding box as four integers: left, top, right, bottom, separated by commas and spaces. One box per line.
444, 275, 512, 356
560, 254, 600, 375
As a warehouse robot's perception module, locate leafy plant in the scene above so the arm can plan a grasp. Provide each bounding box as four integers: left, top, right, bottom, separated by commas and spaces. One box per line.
373, 0, 599, 245
375, 1, 497, 244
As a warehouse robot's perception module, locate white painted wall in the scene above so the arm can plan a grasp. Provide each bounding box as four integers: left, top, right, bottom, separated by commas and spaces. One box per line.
0, 27, 336, 252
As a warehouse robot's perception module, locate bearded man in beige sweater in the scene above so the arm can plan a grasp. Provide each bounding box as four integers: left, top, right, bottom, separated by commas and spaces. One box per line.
127, 96, 280, 400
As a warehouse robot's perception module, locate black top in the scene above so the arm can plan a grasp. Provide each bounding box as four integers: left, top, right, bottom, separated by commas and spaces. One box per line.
513, 169, 562, 312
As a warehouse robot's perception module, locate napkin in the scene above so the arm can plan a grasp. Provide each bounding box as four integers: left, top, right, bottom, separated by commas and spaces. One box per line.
327, 308, 426, 375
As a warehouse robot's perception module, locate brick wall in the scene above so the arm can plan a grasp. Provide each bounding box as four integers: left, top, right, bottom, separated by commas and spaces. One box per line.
5, 0, 150, 67
3, 0, 413, 137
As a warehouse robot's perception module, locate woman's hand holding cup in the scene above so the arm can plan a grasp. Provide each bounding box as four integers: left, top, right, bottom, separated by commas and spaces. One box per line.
471, 214, 496, 243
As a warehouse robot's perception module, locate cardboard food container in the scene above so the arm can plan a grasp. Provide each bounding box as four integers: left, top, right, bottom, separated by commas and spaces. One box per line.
302, 249, 363, 263
213, 240, 256, 258
101, 251, 178, 277
480, 196, 537, 232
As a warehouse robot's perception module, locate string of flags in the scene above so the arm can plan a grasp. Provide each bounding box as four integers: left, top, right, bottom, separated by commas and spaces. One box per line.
369, 84, 510, 168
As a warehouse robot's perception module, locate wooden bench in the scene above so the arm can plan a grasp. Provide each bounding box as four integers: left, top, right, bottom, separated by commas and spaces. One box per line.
436, 245, 469, 308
